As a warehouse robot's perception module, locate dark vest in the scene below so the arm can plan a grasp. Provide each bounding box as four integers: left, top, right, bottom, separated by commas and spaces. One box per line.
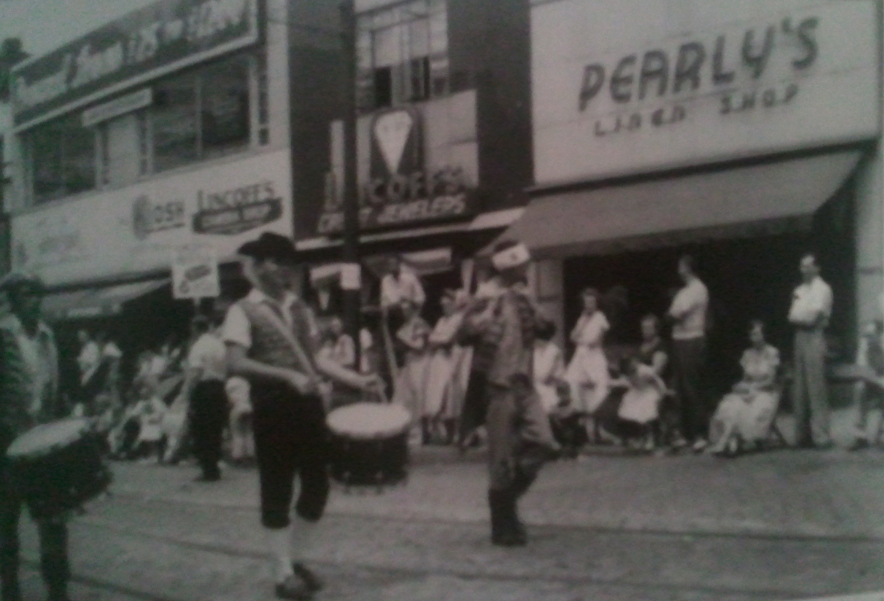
237, 297, 318, 374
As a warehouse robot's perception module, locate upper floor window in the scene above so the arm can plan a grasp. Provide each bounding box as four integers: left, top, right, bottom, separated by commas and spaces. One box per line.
153, 54, 251, 173
21, 52, 265, 205
356, 0, 448, 112
24, 115, 96, 204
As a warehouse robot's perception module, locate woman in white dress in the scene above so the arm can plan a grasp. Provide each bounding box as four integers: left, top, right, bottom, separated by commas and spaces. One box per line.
391, 299, 431, 442
424, 290, 467, 444
565, 288, 611, 419
708, 320, 781, 456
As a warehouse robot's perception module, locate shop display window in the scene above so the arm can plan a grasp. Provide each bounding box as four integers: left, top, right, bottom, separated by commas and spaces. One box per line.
356, 0, 448, 112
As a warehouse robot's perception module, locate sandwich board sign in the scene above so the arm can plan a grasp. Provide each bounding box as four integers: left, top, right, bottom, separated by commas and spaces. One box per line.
172, 243, 219, 299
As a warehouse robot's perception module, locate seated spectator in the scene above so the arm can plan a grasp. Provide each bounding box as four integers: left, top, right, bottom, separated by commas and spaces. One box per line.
708, 320, 781, 457
533, 319, 566, 414
848, 320, 884, 451
548, 383, 586, 458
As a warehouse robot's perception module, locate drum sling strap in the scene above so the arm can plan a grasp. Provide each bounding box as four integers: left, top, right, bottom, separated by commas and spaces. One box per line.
244, 300, 322, 385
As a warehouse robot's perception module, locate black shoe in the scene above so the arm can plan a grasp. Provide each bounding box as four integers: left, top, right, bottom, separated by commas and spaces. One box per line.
292, 562, 323, 593
813, 440, 835, 451
194, 472, 220, 482
275, 575, 313, 600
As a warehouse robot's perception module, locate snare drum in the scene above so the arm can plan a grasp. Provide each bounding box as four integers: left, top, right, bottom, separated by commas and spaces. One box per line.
6, 418, 112, 519
326, 403, 411, 488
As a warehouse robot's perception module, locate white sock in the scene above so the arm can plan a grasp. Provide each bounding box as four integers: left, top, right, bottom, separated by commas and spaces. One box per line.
267, 527, 294, 583
290, 515, 321, 564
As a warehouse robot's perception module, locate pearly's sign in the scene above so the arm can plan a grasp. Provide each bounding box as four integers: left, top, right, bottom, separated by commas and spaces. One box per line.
531, 0, 880, 183
11, 0, 261, 128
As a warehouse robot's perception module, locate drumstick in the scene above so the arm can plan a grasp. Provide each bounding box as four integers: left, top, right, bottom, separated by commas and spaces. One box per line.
381, 310, 400, 384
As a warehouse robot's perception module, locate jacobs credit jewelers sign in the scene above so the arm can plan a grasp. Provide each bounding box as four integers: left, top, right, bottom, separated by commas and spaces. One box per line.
11, 0, 261, 128
531, 0, 879, 184
11, 149, 292, 287
318, 107, 474, 235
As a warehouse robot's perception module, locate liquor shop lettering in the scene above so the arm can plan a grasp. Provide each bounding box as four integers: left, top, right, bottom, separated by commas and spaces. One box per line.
578, 17, 818, 111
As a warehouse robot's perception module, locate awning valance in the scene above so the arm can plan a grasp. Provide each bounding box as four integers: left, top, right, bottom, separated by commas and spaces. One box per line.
498, 151, 863, 259
42, 279, 170, 321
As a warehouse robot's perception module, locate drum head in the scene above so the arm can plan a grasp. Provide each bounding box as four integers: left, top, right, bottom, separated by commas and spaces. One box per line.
7, 418, 90, 458
327, 403, 411, 440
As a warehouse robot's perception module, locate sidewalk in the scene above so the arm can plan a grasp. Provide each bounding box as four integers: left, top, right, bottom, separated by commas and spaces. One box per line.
105, 408, 884, 540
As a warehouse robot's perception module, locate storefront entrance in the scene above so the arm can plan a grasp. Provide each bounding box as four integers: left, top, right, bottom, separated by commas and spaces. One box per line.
562, 186, 856, 402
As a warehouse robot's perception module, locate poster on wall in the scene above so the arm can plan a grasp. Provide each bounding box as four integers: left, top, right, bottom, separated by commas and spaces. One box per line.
171, 242, 219, 299
11, 149, 293, 286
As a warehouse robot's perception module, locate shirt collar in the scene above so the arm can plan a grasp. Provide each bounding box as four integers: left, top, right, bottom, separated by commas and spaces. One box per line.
246, 287, 298, 310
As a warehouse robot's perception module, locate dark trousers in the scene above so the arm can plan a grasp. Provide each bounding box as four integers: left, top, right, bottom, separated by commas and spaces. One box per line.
252, 382, 330, 529
1, 458, 69, 601
671, 337, 710, 442
458, 370, 488, 445
190, 380, 228, 478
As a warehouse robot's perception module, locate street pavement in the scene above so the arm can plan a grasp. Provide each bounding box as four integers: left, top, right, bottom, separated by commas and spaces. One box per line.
11, 407, 884, 601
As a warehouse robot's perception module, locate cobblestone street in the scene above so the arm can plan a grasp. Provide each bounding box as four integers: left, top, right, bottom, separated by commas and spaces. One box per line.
12, 415, 884, 601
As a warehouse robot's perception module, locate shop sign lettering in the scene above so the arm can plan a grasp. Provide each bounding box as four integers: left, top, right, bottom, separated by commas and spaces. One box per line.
317, 167, 469, 234
12, 0, 260, 127
578, 16, 818, 138
132, 195, 187, 240
192, 180, 282, 235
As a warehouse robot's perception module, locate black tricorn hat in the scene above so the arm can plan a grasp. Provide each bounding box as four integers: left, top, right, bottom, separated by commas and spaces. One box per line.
236, 232, 298, 264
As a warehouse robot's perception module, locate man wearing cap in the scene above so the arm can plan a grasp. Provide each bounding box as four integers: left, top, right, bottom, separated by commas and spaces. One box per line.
222, 232, 378, 600
461, 241, 558, 547
0, 273, 71, 601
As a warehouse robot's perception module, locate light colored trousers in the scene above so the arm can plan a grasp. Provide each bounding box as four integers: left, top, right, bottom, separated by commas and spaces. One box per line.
792, 330, 831, 445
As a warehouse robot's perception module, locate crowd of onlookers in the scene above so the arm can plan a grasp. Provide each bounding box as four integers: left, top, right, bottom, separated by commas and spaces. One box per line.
68, 248, 883, 474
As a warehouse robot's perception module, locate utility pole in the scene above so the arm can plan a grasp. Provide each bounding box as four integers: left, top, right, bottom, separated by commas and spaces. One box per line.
339, 0, 361, 367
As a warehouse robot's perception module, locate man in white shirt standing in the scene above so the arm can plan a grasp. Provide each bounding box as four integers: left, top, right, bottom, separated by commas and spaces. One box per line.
667, 255, 710, 453
184, 315, 229, 481
380, 255, 425, 313
788, 252, 834, 449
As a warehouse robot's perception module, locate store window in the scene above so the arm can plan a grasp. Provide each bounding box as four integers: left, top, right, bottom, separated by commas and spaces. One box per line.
25, 115, 96, 204
152, 54, 250, 172
356, 0, 448, 112
22, 52, 261, 204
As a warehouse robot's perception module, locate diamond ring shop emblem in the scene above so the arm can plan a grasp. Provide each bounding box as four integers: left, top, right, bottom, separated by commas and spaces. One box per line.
374, 110, 414, 175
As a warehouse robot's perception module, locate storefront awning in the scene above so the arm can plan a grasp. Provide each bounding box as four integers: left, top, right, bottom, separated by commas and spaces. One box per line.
498, 151, 863, 259
42, 278, 170, 321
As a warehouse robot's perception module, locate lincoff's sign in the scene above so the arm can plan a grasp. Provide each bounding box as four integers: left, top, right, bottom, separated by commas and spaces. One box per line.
531, 1, 879, 183
12, 0, 260, 127
318, 108, 472, 234
578, 17, 817, 137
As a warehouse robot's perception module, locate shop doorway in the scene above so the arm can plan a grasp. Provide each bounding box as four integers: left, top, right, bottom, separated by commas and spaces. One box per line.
562, 186, 856, 402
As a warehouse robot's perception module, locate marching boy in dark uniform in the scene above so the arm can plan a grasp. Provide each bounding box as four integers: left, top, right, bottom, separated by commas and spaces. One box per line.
0, 273, 71, 601
461, 242, 559, 547
222, 233, 378, 600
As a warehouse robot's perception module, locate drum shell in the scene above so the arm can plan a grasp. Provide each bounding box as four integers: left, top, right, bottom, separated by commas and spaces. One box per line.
328, 430, 408, 487
8, 432, 111, 519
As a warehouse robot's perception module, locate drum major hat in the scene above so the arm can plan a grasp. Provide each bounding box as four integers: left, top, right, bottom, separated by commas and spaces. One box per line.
237, 232, 298, 264
491, 242, 531, 271
0, 271, 47, 295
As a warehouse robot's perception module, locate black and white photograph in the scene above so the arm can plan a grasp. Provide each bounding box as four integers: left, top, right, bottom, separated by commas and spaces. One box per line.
0, 0, 883, 599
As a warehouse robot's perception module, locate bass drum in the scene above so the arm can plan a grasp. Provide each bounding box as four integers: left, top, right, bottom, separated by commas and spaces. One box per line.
6, 418, 112, 519
326, 403, 411, 489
